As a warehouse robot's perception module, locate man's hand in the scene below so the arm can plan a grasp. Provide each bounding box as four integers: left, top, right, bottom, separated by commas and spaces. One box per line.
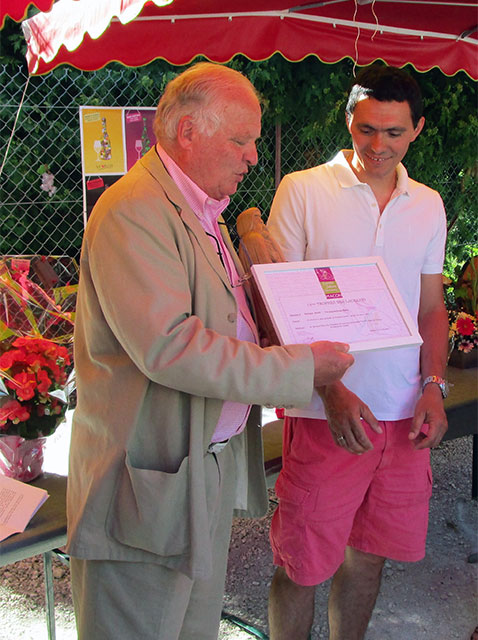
412, 274, 449, 449
317, 381, 381, 454
409, 384, 448, 449
310, 341, 354, 387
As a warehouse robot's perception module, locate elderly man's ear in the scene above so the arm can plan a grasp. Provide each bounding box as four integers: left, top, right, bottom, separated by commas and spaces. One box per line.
177, 115, 195, 148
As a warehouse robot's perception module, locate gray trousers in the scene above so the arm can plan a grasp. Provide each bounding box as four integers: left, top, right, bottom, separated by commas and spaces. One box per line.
70, 445, 237, 640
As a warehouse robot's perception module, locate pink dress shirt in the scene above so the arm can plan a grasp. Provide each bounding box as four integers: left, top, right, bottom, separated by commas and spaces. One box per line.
156, 145, 257, 442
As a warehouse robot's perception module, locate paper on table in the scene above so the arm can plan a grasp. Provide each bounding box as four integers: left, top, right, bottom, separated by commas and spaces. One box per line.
0, 475, 49, 542
251, 257, 422, 352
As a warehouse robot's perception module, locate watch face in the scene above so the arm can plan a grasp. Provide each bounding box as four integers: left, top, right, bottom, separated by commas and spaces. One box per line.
435, 381, 448, 398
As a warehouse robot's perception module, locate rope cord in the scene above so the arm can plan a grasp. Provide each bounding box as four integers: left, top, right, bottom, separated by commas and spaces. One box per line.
0, 75, 30, 181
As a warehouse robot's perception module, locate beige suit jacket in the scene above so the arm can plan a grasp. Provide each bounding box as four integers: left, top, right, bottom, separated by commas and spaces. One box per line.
66, 148, 314, 579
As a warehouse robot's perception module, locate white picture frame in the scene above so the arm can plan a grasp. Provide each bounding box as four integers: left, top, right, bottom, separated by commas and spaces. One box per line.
251, 256, 422, 352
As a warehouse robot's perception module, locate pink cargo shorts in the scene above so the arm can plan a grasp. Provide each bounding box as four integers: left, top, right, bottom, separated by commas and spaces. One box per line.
270, 417, 432, 586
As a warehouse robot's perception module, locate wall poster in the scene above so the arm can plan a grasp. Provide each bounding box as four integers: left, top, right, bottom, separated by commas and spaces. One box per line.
79, 106, 156, 226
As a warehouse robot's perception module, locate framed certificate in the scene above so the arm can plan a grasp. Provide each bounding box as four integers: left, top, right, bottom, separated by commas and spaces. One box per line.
251, 256, 422, 352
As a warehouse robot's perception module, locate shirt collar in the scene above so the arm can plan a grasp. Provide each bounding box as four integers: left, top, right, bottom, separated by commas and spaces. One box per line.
394, 162, 409, 195
156, 144, 230, 224
332, 149, 410, 196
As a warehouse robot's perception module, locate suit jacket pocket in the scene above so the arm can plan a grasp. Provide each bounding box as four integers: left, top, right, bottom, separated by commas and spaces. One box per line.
106, 453, 190, 557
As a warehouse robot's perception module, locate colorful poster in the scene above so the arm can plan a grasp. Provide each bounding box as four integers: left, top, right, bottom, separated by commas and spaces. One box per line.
124, 109, 156, 171
81, 107, 126, 175
80, 106, 157, 226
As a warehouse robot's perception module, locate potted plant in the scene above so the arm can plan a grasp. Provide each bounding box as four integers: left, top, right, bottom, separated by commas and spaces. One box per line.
448, 309, 478, 368
446, 256, 478, 369
0, 256, 77, 481
0, 336, 72, 481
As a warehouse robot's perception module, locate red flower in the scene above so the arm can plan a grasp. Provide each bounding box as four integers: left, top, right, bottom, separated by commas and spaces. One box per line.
7, 371, 37, 401
58, 345, 70, 365
12, 336, 37, 350
0, 347, 27, 370
0, 399, 31, 427
36, 369, 52, 394
25, 351, 48, 371
0, 334, 70, 436
52, 402, 62, 415
456, 315, 476, 336
459, 341, 475, 353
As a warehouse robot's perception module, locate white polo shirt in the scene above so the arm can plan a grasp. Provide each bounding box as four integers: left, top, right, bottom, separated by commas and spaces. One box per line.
267, 150, 447, 420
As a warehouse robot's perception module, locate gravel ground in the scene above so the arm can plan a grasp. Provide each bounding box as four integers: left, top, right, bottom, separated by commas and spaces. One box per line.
0, 436, 476, 640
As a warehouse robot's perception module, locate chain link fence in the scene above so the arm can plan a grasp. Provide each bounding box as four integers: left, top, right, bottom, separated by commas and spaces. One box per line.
1, 63, 476, 265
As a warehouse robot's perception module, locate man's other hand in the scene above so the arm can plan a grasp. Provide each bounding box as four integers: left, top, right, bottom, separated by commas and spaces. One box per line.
310, 341, 354, 387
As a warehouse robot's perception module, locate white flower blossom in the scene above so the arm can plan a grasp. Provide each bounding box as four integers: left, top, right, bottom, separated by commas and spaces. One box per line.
41, 171, 57, 197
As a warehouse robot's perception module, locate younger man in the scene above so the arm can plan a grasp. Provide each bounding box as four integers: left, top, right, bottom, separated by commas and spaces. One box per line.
267, 65, 449, 640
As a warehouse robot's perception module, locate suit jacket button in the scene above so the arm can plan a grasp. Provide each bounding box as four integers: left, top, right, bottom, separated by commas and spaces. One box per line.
227, 313, 236, 323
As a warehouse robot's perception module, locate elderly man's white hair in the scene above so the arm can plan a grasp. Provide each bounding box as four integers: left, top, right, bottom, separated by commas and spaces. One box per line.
153, 62, 259, 142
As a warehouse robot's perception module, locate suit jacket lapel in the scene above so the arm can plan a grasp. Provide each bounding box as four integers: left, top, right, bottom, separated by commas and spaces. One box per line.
140, 148, 232, 291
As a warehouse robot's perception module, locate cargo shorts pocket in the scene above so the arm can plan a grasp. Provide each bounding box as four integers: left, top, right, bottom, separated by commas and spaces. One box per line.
274, 470, 311, 509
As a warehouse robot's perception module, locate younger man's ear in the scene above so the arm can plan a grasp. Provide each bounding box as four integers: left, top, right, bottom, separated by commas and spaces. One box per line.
412, 116, 425, 141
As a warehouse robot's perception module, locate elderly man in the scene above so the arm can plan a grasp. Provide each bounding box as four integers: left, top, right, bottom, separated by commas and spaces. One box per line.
67, 62, 353, 640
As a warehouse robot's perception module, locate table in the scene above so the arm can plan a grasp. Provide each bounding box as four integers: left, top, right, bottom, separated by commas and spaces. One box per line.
443, 365, 478, 498
0, 473, 68, 640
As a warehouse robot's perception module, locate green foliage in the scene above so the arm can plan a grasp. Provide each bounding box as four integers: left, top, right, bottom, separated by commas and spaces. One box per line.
0, 16, 29, 65
0, 31, 476, 271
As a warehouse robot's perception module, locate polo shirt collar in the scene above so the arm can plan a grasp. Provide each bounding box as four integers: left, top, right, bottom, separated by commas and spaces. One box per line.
332, 149, 410, 196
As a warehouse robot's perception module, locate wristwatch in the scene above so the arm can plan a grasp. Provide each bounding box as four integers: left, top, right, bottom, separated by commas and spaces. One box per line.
422, 375, 448, 399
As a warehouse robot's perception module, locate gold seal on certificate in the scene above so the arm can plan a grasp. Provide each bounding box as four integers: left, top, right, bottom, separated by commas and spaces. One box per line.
251, 257, 422, 353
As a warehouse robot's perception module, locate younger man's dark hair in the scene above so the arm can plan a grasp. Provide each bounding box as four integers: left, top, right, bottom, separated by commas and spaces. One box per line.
346, 65, 423, 128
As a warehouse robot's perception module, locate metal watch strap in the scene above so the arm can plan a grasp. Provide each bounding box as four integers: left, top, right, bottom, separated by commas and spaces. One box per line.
422, 375, 448, 398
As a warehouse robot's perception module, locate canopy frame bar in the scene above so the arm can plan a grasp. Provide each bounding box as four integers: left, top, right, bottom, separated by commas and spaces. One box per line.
123, 11, 478, 44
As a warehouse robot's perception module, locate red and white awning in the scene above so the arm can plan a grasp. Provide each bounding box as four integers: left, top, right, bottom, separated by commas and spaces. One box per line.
1, 0, 56, 27
22, 0, 478, 79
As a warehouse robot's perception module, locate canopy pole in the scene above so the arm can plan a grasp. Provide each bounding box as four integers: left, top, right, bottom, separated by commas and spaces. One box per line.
275, 120, 282, 190
0, 75, 31, 181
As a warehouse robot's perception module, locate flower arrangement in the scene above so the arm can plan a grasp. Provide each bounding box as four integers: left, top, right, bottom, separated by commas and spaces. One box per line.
0, 337, 70, 439
0, 255, 77, 343
0, 256, 78, 441
448, 309, 478, 354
